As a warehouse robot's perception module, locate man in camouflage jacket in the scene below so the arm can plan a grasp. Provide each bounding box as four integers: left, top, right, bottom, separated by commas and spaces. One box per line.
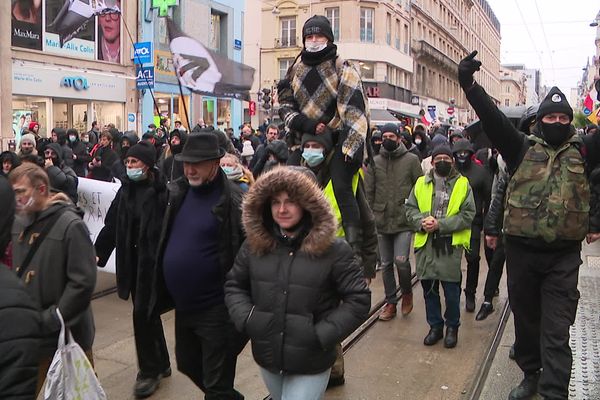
459, 51, 600, 400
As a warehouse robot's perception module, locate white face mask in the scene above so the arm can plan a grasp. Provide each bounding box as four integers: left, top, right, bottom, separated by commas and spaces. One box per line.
305, 42, 328, 53
16, 196, 35, 215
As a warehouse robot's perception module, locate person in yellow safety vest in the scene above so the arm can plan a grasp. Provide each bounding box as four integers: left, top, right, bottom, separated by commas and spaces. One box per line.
405, 144, 475, 349
296, 130, 377, 389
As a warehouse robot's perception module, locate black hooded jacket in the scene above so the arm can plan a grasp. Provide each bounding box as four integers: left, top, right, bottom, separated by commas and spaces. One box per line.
225, 168, 370, 374
67, 133, 92, 177
46, 143, 79, 204
0, 151, 21, 177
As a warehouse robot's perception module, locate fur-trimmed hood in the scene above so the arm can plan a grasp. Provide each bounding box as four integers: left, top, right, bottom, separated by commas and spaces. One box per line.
242, 166, 337, 256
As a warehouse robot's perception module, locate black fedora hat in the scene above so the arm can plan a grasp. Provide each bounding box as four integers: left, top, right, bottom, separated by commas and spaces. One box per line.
175, 132, 225, 163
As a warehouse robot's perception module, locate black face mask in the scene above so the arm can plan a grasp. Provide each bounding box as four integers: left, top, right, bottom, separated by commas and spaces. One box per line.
541, 122, 571, 147
372, 142, 381, 155
454, 154, 471, 170
382, 139, 399, 152
434, 160, 452, 177
170, 144, 183, 155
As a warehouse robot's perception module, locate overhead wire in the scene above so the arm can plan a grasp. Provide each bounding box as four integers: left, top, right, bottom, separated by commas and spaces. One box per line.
512, 0, 546, 72
533, 0, 556, 81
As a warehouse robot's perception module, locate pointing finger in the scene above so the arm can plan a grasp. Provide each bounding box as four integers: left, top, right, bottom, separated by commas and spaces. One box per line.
466, 50, 478, 60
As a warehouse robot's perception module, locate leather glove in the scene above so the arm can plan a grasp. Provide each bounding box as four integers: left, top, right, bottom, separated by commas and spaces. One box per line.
458, 50, 482, 90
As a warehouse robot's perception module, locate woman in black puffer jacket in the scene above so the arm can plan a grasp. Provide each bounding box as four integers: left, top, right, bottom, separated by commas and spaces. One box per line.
225, 167, 370, 400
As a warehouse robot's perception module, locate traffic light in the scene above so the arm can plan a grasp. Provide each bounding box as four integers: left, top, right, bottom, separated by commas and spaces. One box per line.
262, 88, 271, 110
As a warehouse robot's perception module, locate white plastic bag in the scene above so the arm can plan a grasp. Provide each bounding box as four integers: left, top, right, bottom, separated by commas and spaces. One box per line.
43, 309, 107, 400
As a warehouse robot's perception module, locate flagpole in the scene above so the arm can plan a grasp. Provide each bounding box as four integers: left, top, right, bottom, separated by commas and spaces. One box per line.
121, 18, 162, 119
176, 77, 192, 131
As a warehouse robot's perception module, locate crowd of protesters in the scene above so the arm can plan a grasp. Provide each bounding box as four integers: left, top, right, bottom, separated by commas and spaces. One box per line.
2, 18, 600, 400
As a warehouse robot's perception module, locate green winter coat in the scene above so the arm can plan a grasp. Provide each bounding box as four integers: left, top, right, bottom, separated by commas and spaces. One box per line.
365, 143, 423, 234
405, 169, 475, 282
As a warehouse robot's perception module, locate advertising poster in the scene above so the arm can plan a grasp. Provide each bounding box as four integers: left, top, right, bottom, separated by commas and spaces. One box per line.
44, 0, 96, 59
11, 0, 43, 50
97, 1, 122, 63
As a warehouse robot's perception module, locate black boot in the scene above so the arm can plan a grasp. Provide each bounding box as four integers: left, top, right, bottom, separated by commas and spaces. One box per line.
444, 326, 458, 348
476, 302, 494, 321
508, 371, 540, 400
465, 293, 476, 312
423, 327, 444, 346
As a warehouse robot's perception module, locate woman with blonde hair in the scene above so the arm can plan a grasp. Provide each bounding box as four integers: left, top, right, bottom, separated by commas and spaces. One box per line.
220, 152, 254, 192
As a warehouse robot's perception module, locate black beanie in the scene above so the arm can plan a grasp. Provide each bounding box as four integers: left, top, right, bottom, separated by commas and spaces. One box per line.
301, 132, 333, 153
537, 87, 573, 122
431, 145, 453, 159
126, 141, 156, 168
303, 15, 334, 43
381, 123, 399, 136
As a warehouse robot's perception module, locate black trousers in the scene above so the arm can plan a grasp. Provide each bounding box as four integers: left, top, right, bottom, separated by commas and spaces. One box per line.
482, 235, 505, 302
131, 288, 170, 379
505, 239, 581, 400
175, 304, 245, 400
330, 130, 363, 230
464, 225, 483, 296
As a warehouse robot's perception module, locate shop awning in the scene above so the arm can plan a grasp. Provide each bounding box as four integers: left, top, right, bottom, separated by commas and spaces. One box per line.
370, 108, 400, 125
388, 109, 421, 120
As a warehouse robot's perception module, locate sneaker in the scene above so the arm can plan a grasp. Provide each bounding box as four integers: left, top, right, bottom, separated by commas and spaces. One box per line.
508, 371, 540, 400
401, 292, 414, 316
476, 302, 494, 321
134, 377, 160, 399
379, 303, 397, 321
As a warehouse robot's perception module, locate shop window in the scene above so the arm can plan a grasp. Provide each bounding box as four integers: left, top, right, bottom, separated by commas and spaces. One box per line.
12, 97, 48, 140
217, 99, 231, 129
358, 61, 374, 80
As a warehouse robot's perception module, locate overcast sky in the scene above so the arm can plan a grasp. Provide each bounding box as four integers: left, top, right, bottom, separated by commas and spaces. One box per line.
485, 0, 599, 91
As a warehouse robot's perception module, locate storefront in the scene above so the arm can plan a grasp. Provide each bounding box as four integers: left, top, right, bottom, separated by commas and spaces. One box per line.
12, 60, 128, 141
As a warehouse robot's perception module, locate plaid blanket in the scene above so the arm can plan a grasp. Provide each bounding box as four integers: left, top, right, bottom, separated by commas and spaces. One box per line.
278, 58, 370, 159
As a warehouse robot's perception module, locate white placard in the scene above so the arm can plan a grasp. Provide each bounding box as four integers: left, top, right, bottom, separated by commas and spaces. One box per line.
77, 177, 121, 274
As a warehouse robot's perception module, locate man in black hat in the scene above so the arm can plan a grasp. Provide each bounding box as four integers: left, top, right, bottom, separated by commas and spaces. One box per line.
459, 50, 600, 400
278, 15, 370, 268
150, 132, 246, 399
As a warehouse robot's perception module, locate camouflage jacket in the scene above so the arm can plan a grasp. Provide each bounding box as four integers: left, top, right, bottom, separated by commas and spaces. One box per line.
504, 135, 589, 242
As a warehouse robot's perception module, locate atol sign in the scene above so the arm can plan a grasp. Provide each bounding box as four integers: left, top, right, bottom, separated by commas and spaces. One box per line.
136, 66, 155, 89
61, 76, 89, 91
133, 42, 153, 64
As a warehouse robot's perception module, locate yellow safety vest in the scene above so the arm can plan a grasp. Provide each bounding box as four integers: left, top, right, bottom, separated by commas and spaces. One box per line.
413, 175, 471, 250
323, 171, 362, 238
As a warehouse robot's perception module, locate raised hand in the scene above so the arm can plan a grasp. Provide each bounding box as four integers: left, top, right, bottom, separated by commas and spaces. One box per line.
458, 50, 482, 89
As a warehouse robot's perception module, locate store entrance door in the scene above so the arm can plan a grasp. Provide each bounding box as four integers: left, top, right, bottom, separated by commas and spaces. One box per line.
53, 100, 89, 133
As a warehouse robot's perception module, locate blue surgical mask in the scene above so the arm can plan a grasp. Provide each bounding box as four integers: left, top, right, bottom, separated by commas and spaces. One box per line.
221, 166, 234, 175
127, 167, 146, 181
68, 135, 77, 142
302, 148, 325, 167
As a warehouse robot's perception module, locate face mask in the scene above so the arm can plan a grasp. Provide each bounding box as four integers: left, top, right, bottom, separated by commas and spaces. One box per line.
221, 166, 234, 175
170, 144, 183, 155
302, 148, 325, 167
81, 137, 89, 143
541, 122, 571, 147
372, 142, 381, 154
382, 138, 399, 152
16, 196, 35, 214
68, 135, 77, 142
415, 138, 422, 145
305, 42, 327, 53
454, 154, 471, 169
127, 167, 146, 181
434, 160, 452, 177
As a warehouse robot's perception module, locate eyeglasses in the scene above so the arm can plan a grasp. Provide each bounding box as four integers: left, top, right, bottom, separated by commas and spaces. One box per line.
100, 12, 120, 21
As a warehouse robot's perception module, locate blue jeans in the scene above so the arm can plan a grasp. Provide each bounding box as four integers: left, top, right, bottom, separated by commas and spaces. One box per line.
260, 367, 331, 400
421, 280, 461, 329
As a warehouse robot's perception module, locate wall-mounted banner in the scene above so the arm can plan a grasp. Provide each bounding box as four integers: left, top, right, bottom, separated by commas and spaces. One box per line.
133, 41, 153, 64
11, 0, 43, 50
77, 177, 121, 274
136, 66, 155, 89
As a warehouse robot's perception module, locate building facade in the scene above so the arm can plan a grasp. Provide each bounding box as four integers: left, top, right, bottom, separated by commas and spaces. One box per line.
410, 0, 501, 124
140, 0, 246, 133
4, 0, 138, 148
503, 64, 541, 106
499, 66, 526, 108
